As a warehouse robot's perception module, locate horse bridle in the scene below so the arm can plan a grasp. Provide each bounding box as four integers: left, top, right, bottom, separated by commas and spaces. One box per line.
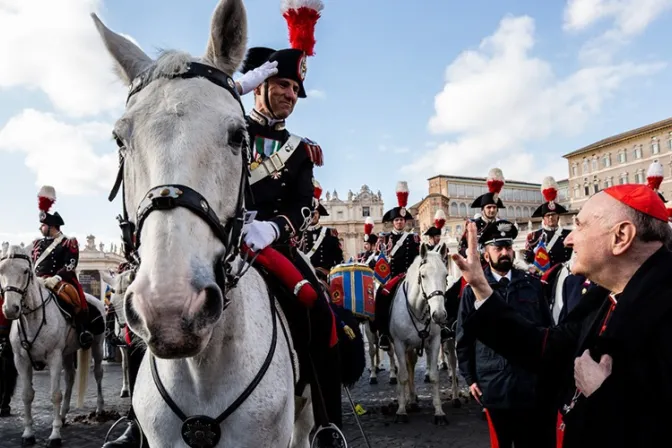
404, 258, 445, 357
106, 62, 286, 448
107, 62, 252, 302
0, 253, 53, 370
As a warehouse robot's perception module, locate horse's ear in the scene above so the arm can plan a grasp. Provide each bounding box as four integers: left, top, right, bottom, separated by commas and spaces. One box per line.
204, 0, 247, 75
91, 13, 152, 85
439, 242, 449, 259
420, 242, 428, 259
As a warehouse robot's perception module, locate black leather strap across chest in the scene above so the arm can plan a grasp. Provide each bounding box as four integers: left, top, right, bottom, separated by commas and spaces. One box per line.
107, 62, 251, 295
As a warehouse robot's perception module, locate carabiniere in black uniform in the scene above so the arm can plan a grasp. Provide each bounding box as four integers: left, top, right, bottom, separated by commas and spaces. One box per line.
300, 197, 344, 280
242, 45, 346, 436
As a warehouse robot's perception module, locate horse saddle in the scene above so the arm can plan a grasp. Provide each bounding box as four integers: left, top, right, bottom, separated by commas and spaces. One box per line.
53, 281, 83, 314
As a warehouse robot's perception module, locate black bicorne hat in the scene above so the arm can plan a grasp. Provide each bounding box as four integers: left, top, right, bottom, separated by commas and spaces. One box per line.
531, 176, 568, 218
363, 217, 378, 245
383, 181, 412, 222
471, 168, 506, 209
479, 220, 518, 246
241, 47, 308, 98
38, 185, 65, 227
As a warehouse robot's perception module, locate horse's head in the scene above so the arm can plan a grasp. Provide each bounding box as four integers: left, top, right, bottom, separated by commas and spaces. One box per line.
409, 243, 449, 325
101, 270, 135, 316
92, 0, 248, 358
0, 245, 35, 320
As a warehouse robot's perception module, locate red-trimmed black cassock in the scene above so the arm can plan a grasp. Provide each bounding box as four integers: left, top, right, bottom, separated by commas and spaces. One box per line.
461, 184, 672, 448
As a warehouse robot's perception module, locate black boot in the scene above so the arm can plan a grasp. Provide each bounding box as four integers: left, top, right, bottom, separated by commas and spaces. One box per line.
374, 289, 392, 351
102, 342, 147, 448
308, 300, 347, 447
102, 421, 143, 448
75, 308, 94, 349
0, 338, 17, 417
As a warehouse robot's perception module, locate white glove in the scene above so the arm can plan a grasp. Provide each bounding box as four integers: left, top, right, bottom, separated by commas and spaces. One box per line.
236, 60, 279, 95
243, 220, 279, 252
44, 275, 62, 289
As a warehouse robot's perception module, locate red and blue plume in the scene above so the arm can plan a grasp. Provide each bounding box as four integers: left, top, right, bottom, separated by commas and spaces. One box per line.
38, 185, 56, 212
281, 0, 324, 56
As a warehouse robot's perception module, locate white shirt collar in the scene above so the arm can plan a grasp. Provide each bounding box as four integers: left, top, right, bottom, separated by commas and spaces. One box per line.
490, 269, 512, 282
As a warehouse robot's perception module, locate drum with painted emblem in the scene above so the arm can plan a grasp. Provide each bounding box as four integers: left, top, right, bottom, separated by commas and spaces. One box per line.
329, 263, 376, 320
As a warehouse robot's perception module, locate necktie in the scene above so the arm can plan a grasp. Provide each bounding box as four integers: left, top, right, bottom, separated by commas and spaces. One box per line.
498, 277, 509, 288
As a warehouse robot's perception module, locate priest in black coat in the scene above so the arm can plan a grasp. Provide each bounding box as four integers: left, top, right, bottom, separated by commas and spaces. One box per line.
452, 184, 672, 448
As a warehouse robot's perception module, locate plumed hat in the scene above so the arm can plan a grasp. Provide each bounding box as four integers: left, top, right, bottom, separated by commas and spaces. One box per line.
38, 185, 64, 227
240, 0, 324, 98
532, 176, 568, 217
382, 181, 411, 222
363, 216, 378, 245
471, 168, 506, 209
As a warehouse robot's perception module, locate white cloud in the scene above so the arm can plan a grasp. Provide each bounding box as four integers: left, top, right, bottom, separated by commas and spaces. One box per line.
563, 0, 672, 62
0, 109, 117, 195
405, 15, 663, 184
378, 144, 409, 154
0, 0, 129, 117
306, 89, 326, 99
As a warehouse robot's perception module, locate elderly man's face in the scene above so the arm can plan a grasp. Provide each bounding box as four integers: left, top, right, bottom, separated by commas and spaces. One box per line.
565, 193, 618, 277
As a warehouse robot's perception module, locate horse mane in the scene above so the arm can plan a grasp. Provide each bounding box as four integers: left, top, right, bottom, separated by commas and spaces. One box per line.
142, 50, 200, 83
4, 244, 29, 259
406, 250, 446, 283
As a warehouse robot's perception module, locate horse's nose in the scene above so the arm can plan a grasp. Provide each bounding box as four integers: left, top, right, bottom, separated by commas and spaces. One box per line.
432, 309, 448, 324
3, 303, 20, 319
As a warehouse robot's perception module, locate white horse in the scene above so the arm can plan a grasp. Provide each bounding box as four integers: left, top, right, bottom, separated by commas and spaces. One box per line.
92, 1, 315, 446
101, 270, 134, 398
389, 243, 449, 424
361, 318, 398, 385
0, 245, 105, 446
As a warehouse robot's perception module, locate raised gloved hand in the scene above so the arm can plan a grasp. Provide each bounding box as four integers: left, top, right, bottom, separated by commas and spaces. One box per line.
243, 220, 279, 252
44, 275, 62, 289
235, 60, 279, 95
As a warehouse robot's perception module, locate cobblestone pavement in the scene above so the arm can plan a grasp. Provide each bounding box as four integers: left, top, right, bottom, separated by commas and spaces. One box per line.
0, 356, 490, 447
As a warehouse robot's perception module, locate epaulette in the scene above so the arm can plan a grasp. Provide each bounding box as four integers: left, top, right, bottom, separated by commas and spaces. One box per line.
412, 234, 420, 243
302, 137, 323, 166
329, 228, 339, 237
63, 237, 79, 249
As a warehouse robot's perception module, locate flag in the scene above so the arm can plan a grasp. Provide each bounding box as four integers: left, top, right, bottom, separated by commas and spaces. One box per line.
373, 252, 391, 284
533, 239, 551, 273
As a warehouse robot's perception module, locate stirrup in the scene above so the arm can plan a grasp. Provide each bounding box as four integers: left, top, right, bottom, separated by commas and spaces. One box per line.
103, 416, 145, 448
311, 423, 347, 448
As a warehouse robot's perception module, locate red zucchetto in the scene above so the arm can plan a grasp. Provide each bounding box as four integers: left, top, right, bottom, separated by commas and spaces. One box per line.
603, 184, 668, 222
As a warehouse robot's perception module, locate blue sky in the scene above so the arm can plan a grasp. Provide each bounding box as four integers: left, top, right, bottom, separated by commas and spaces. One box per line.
1, 0, 671, 247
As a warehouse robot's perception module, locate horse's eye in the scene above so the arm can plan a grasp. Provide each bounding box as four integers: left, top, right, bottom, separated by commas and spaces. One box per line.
112, 131, 126, 150
228, 128, 246, 150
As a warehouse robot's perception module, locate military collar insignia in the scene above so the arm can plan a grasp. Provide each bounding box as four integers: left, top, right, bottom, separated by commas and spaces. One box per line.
249, 109, 286, 131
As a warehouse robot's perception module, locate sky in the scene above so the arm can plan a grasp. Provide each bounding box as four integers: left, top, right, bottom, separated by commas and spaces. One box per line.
1, 0, 672, 247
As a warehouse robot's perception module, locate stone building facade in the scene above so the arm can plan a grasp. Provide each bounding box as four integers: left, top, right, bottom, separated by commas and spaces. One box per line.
318, 185, 385, 260
563, 117, 672, 210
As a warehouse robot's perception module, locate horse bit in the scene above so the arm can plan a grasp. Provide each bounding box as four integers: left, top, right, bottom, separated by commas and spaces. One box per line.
0, 252, 53, 371
106, 62, 279, 448
404, 259, 445, 357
